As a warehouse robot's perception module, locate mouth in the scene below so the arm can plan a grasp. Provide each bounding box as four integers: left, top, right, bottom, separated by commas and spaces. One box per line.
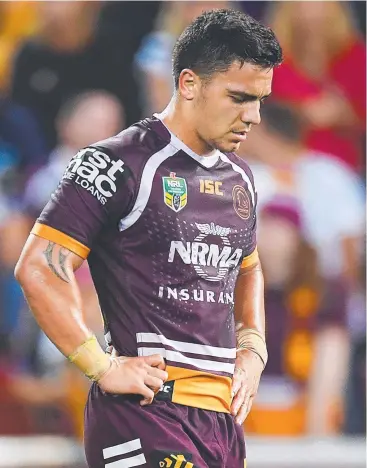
231, 130, 248, 142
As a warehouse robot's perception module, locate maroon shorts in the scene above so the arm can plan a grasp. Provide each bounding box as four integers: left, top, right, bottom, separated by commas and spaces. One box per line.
84, 383, 246, 467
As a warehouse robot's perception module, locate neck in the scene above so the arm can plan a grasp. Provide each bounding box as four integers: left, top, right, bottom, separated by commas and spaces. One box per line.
159, 97, 216, 157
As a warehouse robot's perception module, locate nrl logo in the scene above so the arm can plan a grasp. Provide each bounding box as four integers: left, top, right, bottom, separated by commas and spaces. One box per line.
162, 173, 187, 213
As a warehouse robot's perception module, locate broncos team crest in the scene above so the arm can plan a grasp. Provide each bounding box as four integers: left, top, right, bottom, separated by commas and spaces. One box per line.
163, 173, 187, 212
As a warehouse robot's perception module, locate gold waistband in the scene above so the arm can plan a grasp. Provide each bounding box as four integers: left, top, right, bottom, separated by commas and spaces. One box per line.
166, 365, 232, 413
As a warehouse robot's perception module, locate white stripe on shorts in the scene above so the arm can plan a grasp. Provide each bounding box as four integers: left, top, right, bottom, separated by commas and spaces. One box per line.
103, 439, 142, 459
105, 454, 146, 468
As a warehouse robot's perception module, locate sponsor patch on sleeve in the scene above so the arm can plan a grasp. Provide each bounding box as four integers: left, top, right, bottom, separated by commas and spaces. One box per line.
63, 148, 126, 205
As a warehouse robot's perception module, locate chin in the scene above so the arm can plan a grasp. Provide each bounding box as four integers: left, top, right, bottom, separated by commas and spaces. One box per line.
215, 140, 241, 153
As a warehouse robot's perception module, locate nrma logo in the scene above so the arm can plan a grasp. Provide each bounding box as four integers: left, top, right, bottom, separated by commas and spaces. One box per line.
63, 148, 124, 205
168, 223, 242, 281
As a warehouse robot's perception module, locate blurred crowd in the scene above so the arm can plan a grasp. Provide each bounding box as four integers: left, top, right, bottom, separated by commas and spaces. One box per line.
0, 1, 365, 441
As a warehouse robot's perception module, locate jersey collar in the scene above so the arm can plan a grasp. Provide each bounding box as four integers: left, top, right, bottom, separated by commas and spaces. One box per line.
153, 113, 220, 169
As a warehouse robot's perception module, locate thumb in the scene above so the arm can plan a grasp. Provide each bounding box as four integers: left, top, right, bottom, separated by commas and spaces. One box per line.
144, 353, 166, 369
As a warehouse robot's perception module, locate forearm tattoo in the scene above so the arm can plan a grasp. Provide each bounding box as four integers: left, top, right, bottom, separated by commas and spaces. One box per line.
43, 242, 71, 283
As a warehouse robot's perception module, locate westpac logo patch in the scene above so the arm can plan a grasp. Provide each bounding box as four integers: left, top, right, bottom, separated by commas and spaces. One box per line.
63, 148, 125, 205
163, 173, 187, 212
168, 222, 243, 282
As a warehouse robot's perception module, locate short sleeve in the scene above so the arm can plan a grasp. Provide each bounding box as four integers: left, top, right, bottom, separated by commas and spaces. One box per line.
240, 172, 259, 270
32, 147, 135, 259
240, 209, 258, 269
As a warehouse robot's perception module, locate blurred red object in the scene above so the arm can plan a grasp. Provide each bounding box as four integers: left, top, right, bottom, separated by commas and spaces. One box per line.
0, 368, 33, 435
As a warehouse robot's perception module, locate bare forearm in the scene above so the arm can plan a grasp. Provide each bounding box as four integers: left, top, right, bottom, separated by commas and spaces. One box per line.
15, 236, 91, 357
231, 260, 267, 423
234, 261, 265, 334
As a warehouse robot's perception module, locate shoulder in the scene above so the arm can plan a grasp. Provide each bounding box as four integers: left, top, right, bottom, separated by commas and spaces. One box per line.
64, 119, 174, 195
221, 152, 258, 210
89, 119, 170, 172
222, 152, 256, 187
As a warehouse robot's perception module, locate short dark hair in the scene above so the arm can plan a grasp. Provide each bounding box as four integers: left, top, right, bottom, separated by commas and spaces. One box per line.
172, 8, 283, 88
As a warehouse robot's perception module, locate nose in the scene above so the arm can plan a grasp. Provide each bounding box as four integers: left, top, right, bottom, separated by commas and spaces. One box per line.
240, 101, 261, 126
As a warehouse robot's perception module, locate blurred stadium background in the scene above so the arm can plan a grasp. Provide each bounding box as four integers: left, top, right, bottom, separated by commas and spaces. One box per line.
0, 1, 365, 467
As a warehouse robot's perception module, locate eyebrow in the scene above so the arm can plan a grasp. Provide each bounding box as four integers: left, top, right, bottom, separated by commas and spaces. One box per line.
227, 90, 272, 101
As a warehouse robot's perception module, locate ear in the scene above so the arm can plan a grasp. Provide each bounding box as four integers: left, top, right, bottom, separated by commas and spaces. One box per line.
178, 69, 199, 101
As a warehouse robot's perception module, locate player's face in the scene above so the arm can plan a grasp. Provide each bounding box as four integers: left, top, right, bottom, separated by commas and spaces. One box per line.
194, 61, 273, 153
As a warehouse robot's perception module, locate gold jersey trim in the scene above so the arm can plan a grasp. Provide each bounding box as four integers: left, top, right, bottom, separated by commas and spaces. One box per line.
240, 246, 259, 270
32, 222, 90, 259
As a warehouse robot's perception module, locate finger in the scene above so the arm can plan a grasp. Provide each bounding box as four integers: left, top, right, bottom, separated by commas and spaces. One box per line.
143, 354, 165, 368
231, 386, 247, 417
110, 347, 119, 358
139, 385, 155, 406
146, 366, 168, 382
155, 360, 166, 371
140, 397, 153, 407
231, 372, 242, 398
244, 397, 254, 421
235, 394, 250, 425
144, 375, 164, 393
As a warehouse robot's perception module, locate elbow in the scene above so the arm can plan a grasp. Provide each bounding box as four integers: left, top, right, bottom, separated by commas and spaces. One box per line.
14, 237, 39, 285
14, 250, 39, 286
14, 257, 47, 294
14, 256, 28, 285
14, 236, 49, 289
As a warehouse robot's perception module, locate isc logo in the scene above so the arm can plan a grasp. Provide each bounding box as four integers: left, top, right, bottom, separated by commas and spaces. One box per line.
199, 179, 223, 196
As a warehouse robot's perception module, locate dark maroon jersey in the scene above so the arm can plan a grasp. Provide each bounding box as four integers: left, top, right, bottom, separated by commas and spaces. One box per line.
32, 116, 258, 413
